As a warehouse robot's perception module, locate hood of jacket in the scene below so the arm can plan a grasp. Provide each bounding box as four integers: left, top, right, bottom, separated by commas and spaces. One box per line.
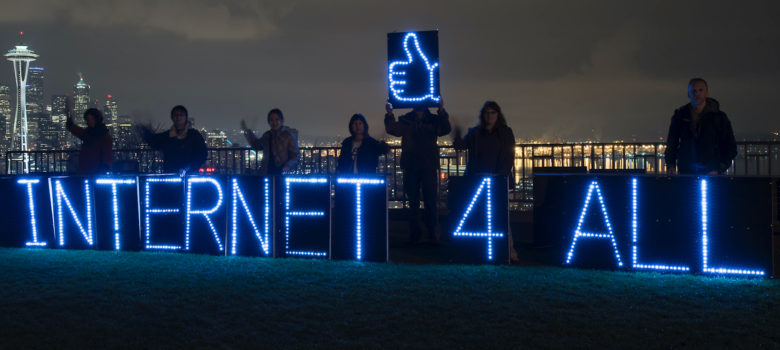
677, 97, 721, 116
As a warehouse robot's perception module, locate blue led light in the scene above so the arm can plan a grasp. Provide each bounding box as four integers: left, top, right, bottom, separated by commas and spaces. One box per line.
95, 178, 137, 251
144, 177, 182, 250
631, 178, 689, 272
388, 32, 440, 103
185, 177, 225, 252
230, 178, 271, 256
284, 177, 328, 258
452, 177, 503, 261
336, 178, 385, 260
700, 179, 764, 276
564, 181, 623, 267
52, 179, 95, 247
286, 251, 327, 257
17, 179, 46, 247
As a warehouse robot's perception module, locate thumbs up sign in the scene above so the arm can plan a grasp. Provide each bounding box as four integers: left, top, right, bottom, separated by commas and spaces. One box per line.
388, 32, 440, 104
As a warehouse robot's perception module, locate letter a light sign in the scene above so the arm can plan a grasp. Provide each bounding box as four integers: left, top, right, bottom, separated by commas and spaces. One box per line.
387, 30, 440, 108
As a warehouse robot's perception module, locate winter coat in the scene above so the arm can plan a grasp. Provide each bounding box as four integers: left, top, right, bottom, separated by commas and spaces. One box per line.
453, 124, 515, 177
245, 126, 298, 175
336, 136, 390, 174
68, 122, 113, 174
384, 109, 451, 170
664, 98, 737, 174
143, 127, 208, 173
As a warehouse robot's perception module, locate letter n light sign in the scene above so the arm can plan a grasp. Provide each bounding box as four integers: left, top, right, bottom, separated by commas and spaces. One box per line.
387, 30, 440, 108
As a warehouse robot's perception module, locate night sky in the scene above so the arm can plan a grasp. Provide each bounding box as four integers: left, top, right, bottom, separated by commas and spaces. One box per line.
1, 0, 778, 141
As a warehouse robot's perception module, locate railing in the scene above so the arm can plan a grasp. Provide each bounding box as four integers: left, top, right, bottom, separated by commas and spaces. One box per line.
6, 141, 780, 211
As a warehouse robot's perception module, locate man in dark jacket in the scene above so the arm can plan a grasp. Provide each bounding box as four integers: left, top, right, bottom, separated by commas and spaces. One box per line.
141, 105, 208, 174
385, 100, 451, 244
665, 78, 737, 175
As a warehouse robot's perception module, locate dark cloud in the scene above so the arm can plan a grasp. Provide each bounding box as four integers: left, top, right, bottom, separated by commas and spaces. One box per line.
0, 0, 778, 141
0, 0, 289, 41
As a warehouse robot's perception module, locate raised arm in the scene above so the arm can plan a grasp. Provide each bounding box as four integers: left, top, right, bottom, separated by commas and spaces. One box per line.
384, 102, 404, 137
241, 120, 264, 150
140, 125, 166, 150
66, 115, 86, 140
452, 126, 469, 150
435, 99, 452, 136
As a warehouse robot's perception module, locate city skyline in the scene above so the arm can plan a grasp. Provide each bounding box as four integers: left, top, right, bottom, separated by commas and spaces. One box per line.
0, 1, 778, 142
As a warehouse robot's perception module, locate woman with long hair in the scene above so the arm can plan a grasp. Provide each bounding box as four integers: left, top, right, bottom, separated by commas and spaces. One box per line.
453, 100, 518, 261
336, 113, 390, 174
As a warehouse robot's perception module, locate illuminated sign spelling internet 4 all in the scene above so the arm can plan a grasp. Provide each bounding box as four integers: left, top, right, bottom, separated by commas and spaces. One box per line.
1, 174, 773, 277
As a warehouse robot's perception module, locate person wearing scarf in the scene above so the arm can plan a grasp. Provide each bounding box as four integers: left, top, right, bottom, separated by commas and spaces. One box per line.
67, 107, 113, 174
141, 105, 208, 175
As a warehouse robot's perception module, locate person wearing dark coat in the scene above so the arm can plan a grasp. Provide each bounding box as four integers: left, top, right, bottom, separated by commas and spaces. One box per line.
665, 78, 737, 175
385, 100, 451, 244
141, 105, 208, 174
67, 106, 112, 174
337, 113, 390, 174
453, 102, 515, 177
453, 100, 518, 261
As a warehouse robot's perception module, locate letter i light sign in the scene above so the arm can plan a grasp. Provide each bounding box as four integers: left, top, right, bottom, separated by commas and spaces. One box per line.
387, 30, 440, 108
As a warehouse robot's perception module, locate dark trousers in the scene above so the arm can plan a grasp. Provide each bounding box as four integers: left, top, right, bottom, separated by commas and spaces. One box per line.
403, 166, 439, 241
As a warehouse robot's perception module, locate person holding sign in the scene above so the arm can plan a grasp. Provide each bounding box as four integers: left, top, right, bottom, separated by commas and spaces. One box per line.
241, 108, 299, 175
66, 97, 113, 174
453, 100, 518, 261
385, 100, 451, 245
140, 105, 208, 175
336, 113, 390, 174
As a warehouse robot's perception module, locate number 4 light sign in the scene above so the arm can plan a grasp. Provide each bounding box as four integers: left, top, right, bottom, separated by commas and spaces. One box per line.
387, 30, 440, 108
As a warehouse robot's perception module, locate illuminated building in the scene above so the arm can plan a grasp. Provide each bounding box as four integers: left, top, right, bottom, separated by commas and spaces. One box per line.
204, 129, 228, 148
5, 43, 38, 172
51, 95, 73, 149
115, 114, 138, 149
26, 66, 44, 114
73, 76, 90, 124
0, 85, 11, 148
104, 94, 118, 132
36, 113, 59, 150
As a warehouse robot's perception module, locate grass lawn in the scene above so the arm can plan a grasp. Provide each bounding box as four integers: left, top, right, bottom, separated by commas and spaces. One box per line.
1, 248, 778, 349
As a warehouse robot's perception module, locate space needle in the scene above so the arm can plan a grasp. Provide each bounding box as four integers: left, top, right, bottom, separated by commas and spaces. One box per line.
5, 32, 38, 173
